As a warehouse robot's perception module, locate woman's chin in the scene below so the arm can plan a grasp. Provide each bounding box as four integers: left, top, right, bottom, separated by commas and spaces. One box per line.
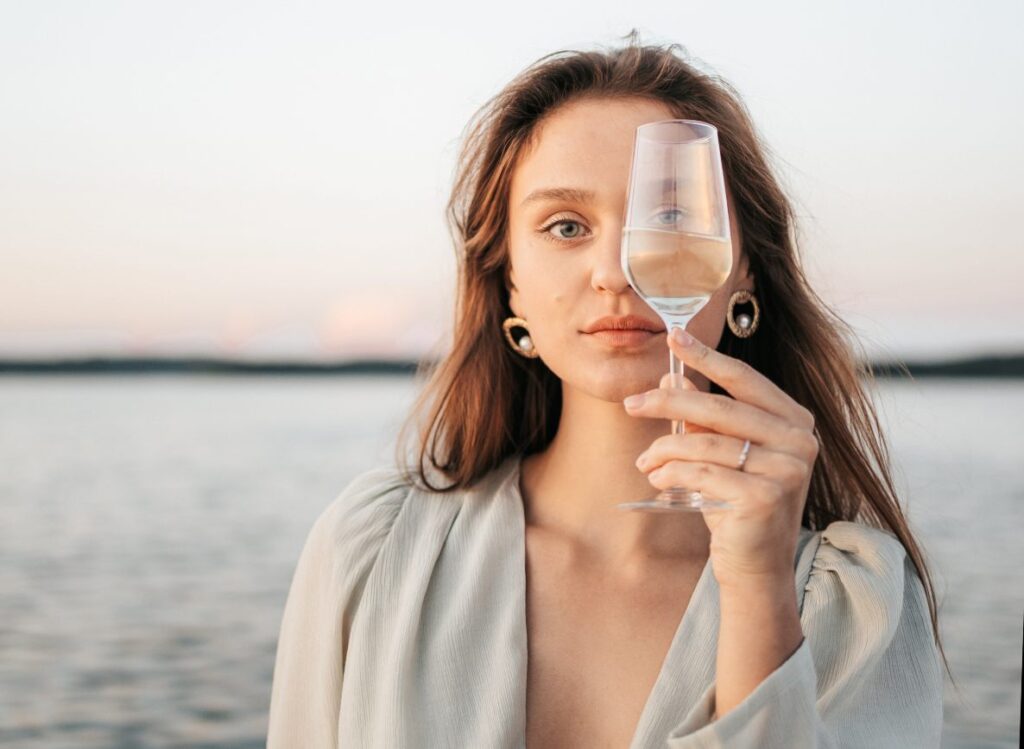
570, 355, 665, 395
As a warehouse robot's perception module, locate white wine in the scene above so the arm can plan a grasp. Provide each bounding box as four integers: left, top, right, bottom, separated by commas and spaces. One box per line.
622, 227, 733, 316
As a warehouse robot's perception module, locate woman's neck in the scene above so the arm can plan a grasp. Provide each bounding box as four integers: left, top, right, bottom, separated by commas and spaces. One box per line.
518, 382, 711, 572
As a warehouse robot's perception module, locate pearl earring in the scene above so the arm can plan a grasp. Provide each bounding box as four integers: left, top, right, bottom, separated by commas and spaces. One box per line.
726, 290, 761, 338
501, 316, 539, 358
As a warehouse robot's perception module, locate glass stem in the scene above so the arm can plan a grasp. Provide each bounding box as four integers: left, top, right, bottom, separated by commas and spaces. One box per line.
668, 322, 686, 437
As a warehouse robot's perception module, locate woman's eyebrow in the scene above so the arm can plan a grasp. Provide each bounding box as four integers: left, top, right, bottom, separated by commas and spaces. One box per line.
519, 178, 684, 207
520, 186, 597, 206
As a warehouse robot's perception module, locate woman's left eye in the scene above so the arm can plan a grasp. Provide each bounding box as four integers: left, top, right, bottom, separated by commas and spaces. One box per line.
652, 208, 687, 226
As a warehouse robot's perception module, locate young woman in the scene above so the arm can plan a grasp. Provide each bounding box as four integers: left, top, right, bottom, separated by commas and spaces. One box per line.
268, 34, 949, 748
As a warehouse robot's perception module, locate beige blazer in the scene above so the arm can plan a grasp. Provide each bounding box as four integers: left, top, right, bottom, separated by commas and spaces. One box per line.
267, 453, 943, 748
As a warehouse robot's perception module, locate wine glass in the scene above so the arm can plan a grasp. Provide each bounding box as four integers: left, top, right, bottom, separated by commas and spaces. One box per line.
616, 119, 735, 513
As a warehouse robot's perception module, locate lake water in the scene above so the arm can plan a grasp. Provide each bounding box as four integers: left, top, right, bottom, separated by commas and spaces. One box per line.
0, 375, 1020, 748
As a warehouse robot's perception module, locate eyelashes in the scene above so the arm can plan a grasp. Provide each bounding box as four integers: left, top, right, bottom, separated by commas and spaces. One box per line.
538, 207, 688, 243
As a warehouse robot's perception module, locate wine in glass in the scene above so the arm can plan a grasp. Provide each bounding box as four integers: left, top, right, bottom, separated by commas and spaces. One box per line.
616, 119, 735, 513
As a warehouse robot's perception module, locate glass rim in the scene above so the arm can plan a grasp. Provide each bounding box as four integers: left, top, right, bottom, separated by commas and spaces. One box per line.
634, 119, 718, 144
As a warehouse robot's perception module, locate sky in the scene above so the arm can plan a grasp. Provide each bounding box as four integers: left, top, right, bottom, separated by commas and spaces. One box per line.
1, 0, 1021, 362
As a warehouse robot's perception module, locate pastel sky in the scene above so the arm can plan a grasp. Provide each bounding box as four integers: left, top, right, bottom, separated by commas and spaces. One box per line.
1, 0, 1021, 362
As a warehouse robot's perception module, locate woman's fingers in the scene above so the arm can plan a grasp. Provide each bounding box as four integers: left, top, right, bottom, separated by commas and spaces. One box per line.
642, 450, 812, 509
666, 329, 815, 431
645, 459, 780, 508
625, 386, 811, 458
636, 432, 803, 478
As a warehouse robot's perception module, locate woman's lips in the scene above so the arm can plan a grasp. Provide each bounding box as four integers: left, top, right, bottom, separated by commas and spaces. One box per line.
584, 329, 661, 346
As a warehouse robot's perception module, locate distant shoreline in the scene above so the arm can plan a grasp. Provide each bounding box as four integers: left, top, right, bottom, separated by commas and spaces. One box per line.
1, 353, 1022, 378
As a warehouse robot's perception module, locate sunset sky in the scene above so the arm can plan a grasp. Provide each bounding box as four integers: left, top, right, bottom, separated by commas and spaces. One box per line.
1, 1, 1021, 361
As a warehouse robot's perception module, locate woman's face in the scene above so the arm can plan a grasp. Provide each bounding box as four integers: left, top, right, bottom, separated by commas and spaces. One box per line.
506, 96, 750, 400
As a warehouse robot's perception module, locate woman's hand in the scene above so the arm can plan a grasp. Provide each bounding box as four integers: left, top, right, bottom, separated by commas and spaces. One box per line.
623, 327, 819, 591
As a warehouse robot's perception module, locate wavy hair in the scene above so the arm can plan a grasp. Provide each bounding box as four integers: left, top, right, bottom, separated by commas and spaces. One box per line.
393, 30, 953, 683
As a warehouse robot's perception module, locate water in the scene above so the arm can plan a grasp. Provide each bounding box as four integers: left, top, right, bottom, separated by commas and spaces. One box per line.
0, 375, 1020, 748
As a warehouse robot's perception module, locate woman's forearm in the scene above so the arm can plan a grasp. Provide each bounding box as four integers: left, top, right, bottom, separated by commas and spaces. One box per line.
714, 577, 805, 718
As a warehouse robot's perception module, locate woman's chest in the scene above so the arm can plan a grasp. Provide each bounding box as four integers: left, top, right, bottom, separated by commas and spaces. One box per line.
523, 544, 705, 748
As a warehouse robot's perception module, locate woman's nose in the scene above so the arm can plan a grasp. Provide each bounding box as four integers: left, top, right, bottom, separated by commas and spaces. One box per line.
590, 220, 631, 294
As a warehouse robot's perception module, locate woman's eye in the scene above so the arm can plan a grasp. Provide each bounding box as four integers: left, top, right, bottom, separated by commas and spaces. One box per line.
541, 219, 588, 241
651, 207, 687, 226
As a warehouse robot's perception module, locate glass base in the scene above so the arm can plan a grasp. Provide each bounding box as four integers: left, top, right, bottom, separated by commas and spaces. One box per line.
616, 486, 734, 513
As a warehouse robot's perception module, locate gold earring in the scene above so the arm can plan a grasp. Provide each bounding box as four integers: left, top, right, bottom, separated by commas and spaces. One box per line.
726, 290, 760, 338
502, 316, 539, 358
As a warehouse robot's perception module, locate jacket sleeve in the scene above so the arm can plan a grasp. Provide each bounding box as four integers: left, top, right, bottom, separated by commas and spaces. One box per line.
665, 521, 944, 748
266, 466, 410, 749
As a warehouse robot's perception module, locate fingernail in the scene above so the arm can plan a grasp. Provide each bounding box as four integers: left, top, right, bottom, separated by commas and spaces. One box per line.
623, 393, 646, 409
672, 328, 694, 346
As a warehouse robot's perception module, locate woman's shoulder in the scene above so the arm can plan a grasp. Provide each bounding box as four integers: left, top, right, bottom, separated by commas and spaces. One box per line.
799, 519, 937, 658
304, 456, 519, 572
307, 464, 415, 567
787, 522, 944, 736
806, 519, 909, 578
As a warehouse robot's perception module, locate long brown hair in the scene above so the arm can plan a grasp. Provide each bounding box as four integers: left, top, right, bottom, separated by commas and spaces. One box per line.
394, 30, 953, 683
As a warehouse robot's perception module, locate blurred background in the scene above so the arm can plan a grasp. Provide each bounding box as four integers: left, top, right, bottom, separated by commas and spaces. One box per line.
1, 1, 1021, 747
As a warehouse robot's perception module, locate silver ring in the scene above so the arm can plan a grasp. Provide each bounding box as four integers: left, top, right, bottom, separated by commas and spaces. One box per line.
736, 439, 751, 471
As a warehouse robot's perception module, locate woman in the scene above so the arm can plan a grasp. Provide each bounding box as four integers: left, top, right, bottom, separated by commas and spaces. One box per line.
268, 33, 949, 748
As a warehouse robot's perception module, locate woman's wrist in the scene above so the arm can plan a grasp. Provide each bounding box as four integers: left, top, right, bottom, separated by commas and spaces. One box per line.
714, 576, 805, 718
716, 567, 793, 596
